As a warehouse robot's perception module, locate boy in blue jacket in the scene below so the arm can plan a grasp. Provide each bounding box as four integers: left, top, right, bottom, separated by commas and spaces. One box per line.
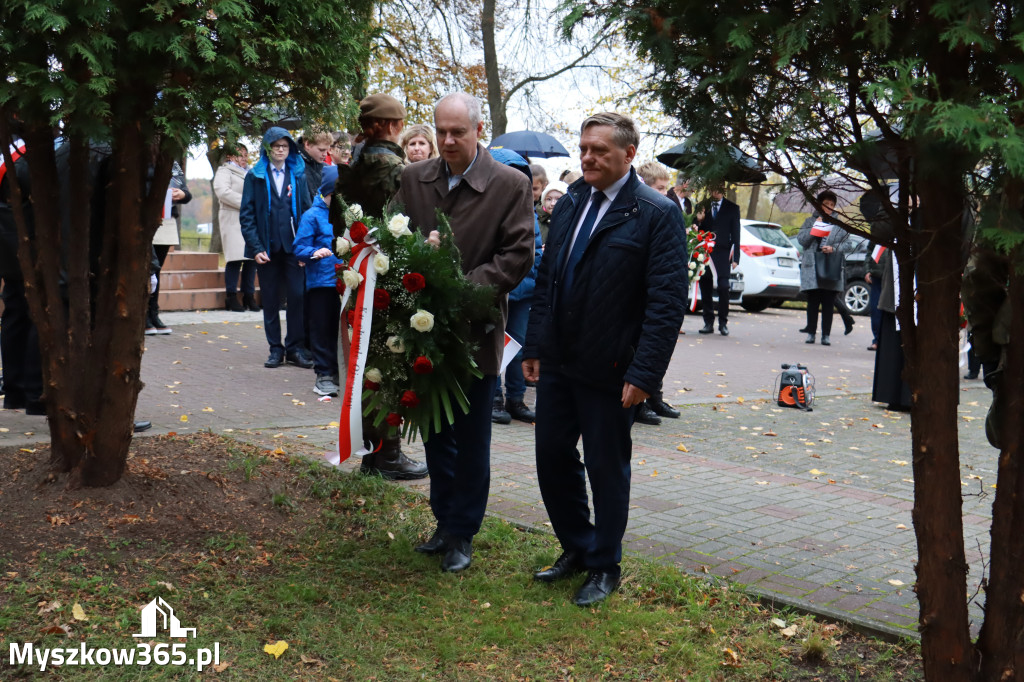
293, 166, 341, 396
239, 127, 313, 369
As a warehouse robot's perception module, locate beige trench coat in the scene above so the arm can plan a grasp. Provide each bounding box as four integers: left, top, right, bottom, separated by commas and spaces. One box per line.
213, 162, 249, 262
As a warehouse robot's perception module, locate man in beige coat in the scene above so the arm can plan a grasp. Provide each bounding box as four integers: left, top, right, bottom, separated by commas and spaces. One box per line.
394, 92, 535, 573
213, 144, 257, 311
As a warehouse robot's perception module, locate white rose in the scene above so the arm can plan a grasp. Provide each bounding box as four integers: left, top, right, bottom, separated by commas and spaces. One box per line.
342, 269, 363, 290
345, 204, 363, 222
373, 253, 390, 275
387, 214, 413, 237
688, 261, 696, 271
410, 309, 435, 333
386, 336, 405, 353
334, 237, 350, 257
365, 368, 382, 383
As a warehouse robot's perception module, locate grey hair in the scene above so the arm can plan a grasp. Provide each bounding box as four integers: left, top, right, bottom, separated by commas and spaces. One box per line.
436, 92, 483, 127
581, 112, 640, 151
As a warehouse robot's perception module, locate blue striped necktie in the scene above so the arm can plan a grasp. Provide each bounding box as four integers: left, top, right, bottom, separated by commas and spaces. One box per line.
560, 190, 605, 295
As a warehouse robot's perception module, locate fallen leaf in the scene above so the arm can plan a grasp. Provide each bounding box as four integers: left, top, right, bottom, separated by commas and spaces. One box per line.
676, 444, 689, 452
202, 407, 215, 413
212, 662, 231, 673
755, 481, 769, 485
651, 470, 659, 477
179, 415, 189, 423
264, 641, 289, 659
889, 459, 908, 466
38, 600, 62, 615
156, 581, 175, 591
72, 603, 88, 621
770, 618, 787, 628
888, 579, 905, 586
780, 624, 799, 638
762, 431, 777, 437
39, 625, 70, 635
809, 469, 825, 475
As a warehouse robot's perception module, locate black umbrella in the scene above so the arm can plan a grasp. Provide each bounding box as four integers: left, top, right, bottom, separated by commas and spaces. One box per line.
657, 140, 767, 184
489, 130, 570, 159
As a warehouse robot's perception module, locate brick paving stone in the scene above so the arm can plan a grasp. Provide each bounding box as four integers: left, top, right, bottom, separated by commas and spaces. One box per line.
1, 307, 996, 638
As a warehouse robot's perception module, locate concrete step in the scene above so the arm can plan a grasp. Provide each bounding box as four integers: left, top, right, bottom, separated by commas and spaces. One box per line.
160, 269, 225, 291
157, 288, 263, 312
163, 250, 220, 272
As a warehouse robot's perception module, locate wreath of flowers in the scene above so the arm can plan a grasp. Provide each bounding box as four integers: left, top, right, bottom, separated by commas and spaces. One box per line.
687, 227, 714, 284
334, 201, 497, 442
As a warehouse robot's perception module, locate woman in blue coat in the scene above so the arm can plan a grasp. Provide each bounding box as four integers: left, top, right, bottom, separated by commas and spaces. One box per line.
293, 166, 342, 397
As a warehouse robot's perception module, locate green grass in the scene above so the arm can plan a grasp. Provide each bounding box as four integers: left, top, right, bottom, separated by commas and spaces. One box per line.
0, 450, 920, 680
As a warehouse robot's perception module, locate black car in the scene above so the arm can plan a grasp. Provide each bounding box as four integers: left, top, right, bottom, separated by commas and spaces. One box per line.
839, 234, 871, 315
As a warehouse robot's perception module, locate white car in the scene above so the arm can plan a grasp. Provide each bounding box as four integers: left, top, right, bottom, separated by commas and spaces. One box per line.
735, 219, 802, 312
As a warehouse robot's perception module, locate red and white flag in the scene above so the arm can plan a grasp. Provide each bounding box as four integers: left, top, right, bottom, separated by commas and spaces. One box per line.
872, 244, 887, 263
810, 221, 832, 238
501, 333, 521, 373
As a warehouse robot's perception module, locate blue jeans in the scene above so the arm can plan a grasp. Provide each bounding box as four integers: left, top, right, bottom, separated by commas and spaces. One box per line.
423, 375, 498, 539
256, 250, 305, 354
496, 298, 530, 401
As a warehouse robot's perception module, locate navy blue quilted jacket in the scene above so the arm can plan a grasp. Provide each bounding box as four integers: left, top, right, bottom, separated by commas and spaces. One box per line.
523, 169, 688, 395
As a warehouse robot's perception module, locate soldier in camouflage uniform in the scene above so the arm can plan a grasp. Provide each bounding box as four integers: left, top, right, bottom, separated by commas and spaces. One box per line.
332, 93, 428, 480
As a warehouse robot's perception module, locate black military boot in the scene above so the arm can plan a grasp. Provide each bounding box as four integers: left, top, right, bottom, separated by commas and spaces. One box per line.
361, 435, 428, 480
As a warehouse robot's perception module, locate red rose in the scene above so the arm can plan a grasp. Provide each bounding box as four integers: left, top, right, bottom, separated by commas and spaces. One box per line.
364, 380, 380, 391
402, 272, 426, 293
412, 356, 433, 374
335, 278, 345, 293
399, 390, 419, 408
346, 309, 356, 325
385, 412, 402, 427
334, 263, 345, 274
373, 289, 390, 310
349, 221, 368, 242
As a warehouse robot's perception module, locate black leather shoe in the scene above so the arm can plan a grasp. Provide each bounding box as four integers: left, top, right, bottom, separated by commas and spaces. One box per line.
634, 402, 661, 426
798, 326, 812, 334
264, 350, 284, 368
821, 335, 831, 346
441, 536, 472, 573
698, 324, 714, 334
534, 551, 584, 582
647, 397, 680, 419
25, 398, 46, 416
415, 529, 448, 555
360, 437, 429, 480
844, 318, 855, 335
963, 372, 979, 380
133, 420, 152, 433
719, 324, 729, 336
286, 349, 314, 369
506, 399, 536, 423
573, 570, 620, 607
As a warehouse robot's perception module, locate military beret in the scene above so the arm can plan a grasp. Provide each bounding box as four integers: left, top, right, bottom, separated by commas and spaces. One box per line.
359, 94, 406, 122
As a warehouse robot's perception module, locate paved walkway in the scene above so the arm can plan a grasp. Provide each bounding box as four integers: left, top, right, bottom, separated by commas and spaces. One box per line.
1, 307, 994, 638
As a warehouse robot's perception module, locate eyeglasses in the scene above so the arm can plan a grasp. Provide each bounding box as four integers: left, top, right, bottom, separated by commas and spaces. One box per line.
270, 143, 289, 150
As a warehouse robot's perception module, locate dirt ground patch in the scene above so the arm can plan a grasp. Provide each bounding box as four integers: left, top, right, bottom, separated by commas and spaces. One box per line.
0, 432, 309, 570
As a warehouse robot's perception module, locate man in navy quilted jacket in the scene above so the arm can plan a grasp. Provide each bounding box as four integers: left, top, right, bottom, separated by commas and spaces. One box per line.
522, 113, 688, 607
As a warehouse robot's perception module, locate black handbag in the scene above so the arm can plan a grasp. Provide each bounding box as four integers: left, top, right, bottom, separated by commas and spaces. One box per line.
814, 249, 842, 286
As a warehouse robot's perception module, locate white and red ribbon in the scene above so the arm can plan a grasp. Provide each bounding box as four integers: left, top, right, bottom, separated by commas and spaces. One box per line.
330, 236, 380, 465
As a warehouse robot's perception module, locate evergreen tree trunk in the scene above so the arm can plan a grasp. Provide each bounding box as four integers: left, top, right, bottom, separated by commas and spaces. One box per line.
975, 262, 1024, 680
207, 144, 223, 255
9, 121, 173, 488
746, 183, 760, 220
905, 176, 973, 681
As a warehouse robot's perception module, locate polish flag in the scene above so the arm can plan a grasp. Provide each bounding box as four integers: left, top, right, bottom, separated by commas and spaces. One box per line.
810, 220, 832, 238
872, 244, 887, 263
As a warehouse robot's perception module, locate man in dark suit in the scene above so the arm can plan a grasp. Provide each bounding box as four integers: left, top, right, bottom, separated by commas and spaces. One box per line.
523, 113, 688, 606
695, 185, 741, 335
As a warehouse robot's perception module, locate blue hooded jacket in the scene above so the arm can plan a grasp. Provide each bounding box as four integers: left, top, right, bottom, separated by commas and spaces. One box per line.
239, 127, 310, 258
294, 166, 342, 289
